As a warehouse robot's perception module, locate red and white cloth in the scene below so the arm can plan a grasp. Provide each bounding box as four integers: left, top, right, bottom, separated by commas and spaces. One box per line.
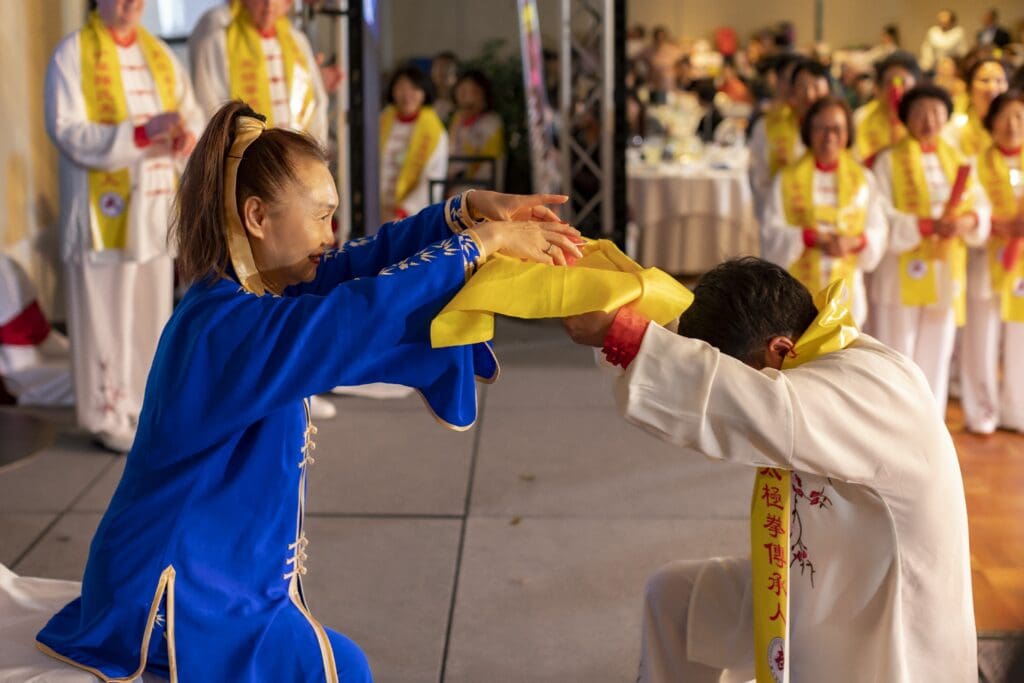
0, 256, 73, 406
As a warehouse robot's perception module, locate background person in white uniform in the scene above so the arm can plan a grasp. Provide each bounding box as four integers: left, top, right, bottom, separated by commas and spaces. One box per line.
44, 0, 204, 451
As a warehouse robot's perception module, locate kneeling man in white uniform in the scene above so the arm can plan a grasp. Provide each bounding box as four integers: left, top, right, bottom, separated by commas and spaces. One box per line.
563, 257, 975, 683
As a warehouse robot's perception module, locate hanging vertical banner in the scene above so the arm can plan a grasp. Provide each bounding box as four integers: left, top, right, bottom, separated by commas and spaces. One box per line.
517, 0, 560, 194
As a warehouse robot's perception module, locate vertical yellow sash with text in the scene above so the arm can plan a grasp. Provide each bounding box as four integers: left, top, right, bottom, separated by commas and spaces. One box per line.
80, 12, 176, 251
890, 137, 972, 325
751, 279, 859, 683
977, 144, 1024, 322
226, 1, 314, 130
780, 151, 866, 295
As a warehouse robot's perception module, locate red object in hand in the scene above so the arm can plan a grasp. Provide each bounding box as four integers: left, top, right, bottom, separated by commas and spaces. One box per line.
1003, 238, 1023, 272
887, 84, 904, 124
802, 229, 817, 249
945, 165, 971, 216
133, 125, 151, 149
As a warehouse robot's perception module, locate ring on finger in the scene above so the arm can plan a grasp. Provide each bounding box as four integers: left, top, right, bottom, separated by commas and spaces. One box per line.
544, 244, 558, 256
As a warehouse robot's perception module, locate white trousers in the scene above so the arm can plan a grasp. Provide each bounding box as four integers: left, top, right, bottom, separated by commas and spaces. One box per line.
871, 304, 956, 416
960, 295, 1024, 432
639, 558, 754, 683
64, 256, 173, 437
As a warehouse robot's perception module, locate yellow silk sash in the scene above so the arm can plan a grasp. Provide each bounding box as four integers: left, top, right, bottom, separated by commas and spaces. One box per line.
766, 105, 799, 176
429, 240, 692, 348
977, 145, 1024, 322
890, 137, 972, 325
855, 99, 905, 164
780, 151, 867, 294
954, 110, 991, 158
752, 279, 859, 683
80, 11, 176, 251
226, 1, 314, 130
380, 105, 446, 205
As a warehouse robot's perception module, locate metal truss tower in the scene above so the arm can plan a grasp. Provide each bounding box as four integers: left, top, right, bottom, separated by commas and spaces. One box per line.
558, 0, 626, 239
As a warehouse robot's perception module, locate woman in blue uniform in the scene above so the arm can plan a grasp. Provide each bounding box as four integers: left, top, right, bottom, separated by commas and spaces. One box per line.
35, 100, 580, 682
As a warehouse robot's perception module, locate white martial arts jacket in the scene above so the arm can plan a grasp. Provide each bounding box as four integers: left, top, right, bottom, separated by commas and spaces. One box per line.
189, 8, 329, 145
615, 325, 976, 682
870, 147, 991, 310
44, 30, 204, 265
763, 166, 888, 327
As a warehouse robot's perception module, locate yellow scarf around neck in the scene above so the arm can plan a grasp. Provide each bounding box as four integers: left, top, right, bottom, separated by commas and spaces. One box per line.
751, 278, 859, 683
780, 151, 867, 294
977, 144, 1024, 322
766, 105, 799, 176
379, 105, 445, 206
226, 1, 314, 130
890, 137, 972, 325
80, 11, 176, 251
855, 98, 905, 165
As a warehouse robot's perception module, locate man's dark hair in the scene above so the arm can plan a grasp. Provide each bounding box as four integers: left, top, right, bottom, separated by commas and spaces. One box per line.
790, 59, 830, 87
897, 84, 953, 124
874, 50, 921, 85
678, 258, 818, 366
883, 24, 900, 45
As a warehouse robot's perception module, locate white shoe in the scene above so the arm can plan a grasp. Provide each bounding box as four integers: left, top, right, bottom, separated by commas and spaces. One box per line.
331, 383, 415, 400
94, 429, 135, 454
308, 394, 337, 420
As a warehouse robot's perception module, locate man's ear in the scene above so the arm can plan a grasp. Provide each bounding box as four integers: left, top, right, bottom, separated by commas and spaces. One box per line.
242, 196, 267, 241
763, 335, 796, 370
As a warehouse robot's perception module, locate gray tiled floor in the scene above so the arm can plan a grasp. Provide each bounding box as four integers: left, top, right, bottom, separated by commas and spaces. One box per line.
0, 319, 760, 682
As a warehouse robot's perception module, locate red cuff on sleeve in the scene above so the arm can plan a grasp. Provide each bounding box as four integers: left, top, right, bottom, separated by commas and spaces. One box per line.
133, 125, 151, 148
802, 229, 817, 249
602, 307, 651, 369
918, 218, 935, 237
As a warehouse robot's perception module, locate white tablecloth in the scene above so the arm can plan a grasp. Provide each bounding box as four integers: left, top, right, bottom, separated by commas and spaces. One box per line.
627, 157, 759, 274
0, 564, 167, 682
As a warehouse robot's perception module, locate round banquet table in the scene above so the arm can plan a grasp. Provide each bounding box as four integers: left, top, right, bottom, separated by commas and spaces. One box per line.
627, 153, 759, 275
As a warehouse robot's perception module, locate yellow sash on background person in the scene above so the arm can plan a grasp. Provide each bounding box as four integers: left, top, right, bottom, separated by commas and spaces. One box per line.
226, 1, 314, 130
80, 11, 176, 252
977, 145, 1024, 322
751, 279, 859, 683
766, 105, 799, 176
380, 105, 445, 206
890, 137, 972, 325
430, 240, 692, 348
780, 151, 867, 294
855, 99, 905, 164
953, 110, 991, 158
449, 111, 506, 179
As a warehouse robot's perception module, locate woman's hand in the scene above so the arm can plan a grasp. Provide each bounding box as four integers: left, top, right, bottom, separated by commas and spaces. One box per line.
466, 190, 569, 223
934, 212, 977, 239
472, 220, 584, 265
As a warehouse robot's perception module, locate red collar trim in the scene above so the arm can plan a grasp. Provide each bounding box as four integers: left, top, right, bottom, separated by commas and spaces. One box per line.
998, 145, 1023, 157
111, 29, 137, 47
814, 159, 839, 172
460, 113, 483, 128
396, 110, 421, 124
258, 26, 277, 38
919, 142, 937, 154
